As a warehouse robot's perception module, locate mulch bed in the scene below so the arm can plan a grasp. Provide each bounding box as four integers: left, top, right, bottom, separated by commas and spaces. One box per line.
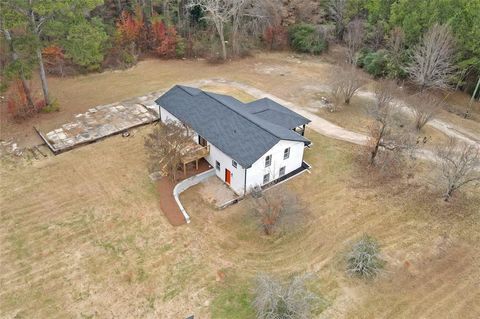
157, 159, 211, 226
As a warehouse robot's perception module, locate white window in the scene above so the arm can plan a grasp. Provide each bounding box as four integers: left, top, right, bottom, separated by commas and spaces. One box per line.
284, 147, 290, 159
279, 166, 286, 177
265, 155, 272, 167
232, 160, 237, 168
216, 161, 220, 170
263, 173, 270, 184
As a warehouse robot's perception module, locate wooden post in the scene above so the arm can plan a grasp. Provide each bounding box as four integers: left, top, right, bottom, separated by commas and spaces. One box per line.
196, 159, 198, 170
183, 163, 187, 176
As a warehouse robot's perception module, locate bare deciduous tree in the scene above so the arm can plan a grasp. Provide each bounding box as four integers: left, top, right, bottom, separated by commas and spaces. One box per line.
344, 19, 365, 64
436, 138, 480, 201
367, 81, 415, 168
253, 273, 318, 319
407, 24, 456, 91
387, 26, 405, 62
346, 234, 384, 279
330, 66, 364, 106
328, 0, 347, 40
187, 0, 233, 60
251, 186, 305, 235
408, 93, 442, 130
144, 120, 193, 181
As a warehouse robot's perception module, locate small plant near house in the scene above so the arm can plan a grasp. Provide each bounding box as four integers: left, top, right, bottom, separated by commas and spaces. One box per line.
253, 273, 319, 319
250, 186, 306, 236
346, 234, 385, 279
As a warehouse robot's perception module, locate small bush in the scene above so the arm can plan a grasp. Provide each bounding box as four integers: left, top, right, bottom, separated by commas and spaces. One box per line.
253, 273, 318, 319
362, 50, 388, 78
289, 23, 328, 55
346, 234, 384, 279
41, 100, 60, 113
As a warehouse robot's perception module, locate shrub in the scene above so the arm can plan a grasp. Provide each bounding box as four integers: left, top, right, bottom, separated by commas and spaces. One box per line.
253, 273, 318, 319
251, 186, 306, 236
6, 80, 44, 120
362, 50, 388, 78
288, 23, 328, 55
346, 234, 384, 279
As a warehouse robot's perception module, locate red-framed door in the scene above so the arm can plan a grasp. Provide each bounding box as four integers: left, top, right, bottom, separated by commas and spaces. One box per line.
225, 169, 231, 185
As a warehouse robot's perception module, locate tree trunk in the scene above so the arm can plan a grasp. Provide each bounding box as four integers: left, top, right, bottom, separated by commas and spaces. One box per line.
36, 46, 51, 105
217, 23, 227, 60
3, 29, 35, 109
29, 7, 51, 105
370, 124, 385, 165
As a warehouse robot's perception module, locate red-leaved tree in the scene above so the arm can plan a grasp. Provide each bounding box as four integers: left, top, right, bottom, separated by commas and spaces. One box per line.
151, 20, 178, 58
116, 10, 144, 47
263, 25, 287, 50
7, 80, 45, 120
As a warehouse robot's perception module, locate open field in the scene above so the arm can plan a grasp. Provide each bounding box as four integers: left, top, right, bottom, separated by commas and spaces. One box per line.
1, 124, 479, 318
1, 51, 479, 318
1, 51, 478, 148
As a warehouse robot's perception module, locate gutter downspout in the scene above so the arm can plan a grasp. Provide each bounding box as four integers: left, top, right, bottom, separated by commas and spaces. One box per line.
243, 167, 248, 196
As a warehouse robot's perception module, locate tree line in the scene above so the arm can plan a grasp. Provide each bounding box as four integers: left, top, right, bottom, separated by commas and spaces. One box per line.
1, 0, 479, 119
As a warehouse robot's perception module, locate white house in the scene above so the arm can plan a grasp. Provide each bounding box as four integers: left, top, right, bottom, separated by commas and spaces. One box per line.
156, 85, 311, 196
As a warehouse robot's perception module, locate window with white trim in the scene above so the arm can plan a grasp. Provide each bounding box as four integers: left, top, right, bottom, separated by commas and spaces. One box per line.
265, 155, 272, 167
232, 160, 237, 168
279, 166, 286, 177
263, 173, 270, 184
284, 147, 290, 159
216, 161, 220, 170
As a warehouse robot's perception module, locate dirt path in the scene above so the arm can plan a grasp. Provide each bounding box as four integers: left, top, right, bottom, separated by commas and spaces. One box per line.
189, 79, 369, 145
187, 79, 479, 167
355, 90, 480, 146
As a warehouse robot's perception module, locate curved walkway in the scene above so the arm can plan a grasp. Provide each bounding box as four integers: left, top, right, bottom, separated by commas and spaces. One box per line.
173, 168, 215, 223
157, 159, 211, 226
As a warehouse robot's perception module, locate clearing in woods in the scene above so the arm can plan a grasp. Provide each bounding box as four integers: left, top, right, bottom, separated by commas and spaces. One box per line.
1, 52, 479, 318
1, 128, 479, 318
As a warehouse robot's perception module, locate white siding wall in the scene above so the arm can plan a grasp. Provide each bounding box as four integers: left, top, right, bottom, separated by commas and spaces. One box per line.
245, 140, 304, 191
206, 145, 246, 196
159, 106, 246, 195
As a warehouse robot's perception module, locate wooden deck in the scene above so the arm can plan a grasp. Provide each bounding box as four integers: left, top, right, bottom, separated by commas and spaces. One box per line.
180, 143, 210, 176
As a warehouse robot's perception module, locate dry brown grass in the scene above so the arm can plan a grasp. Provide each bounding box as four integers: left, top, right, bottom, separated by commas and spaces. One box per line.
2, 125, 478, 318
1, 52, 479, 318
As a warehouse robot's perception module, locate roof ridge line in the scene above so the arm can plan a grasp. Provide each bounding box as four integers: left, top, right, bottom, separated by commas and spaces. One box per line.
202, 91, 286, 141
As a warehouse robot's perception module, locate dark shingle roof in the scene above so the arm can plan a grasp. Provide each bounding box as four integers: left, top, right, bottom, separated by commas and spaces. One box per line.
245, 98, 311, 129
156, 85, 310, 168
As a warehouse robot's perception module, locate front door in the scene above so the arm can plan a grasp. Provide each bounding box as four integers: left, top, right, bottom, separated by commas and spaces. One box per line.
225, 169, 231, 185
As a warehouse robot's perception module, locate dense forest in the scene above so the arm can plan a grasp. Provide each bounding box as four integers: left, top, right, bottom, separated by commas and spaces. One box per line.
1, 0, 479, 118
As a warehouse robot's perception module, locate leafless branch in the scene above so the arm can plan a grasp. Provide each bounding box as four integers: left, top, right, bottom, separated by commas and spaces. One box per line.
253, 273, 318, 319
407, 24, 456, 90
435, 138, 480, 201
408, 93, 442, 130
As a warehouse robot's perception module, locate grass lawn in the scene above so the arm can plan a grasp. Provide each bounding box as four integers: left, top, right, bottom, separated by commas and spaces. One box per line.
1, 52, 479, 318
3, 124, 477, 318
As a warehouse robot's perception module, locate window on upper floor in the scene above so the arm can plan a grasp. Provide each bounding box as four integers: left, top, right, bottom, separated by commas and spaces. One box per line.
265, 154, 272, 167
232, 160, 237, 168
216, 161, 220, 170
284, 147, 290, 160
